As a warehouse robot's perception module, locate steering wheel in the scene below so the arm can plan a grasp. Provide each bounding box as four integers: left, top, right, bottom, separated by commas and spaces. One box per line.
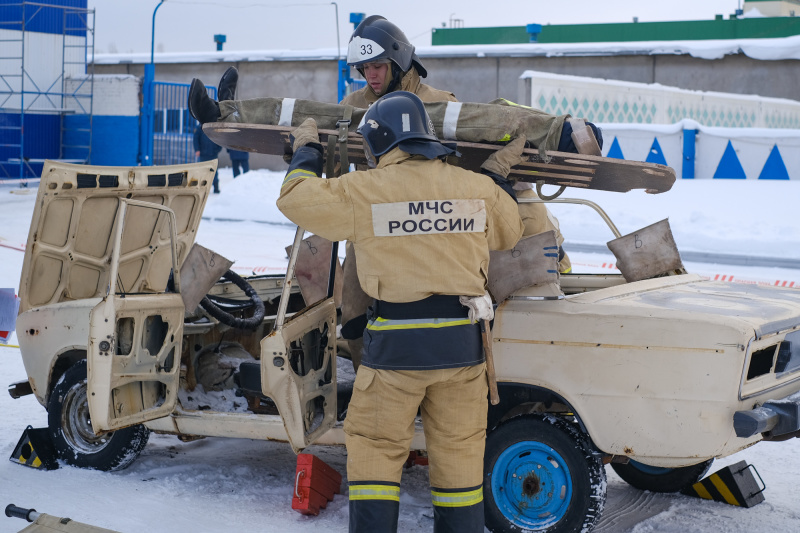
199, 270, 266, 330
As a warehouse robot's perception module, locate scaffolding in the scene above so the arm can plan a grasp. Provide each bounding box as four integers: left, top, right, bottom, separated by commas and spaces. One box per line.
0, 1, 95, 180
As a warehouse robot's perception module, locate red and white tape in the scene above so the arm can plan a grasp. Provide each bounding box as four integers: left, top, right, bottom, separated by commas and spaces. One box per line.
572, 261, 799, 289
0, 237, 25, 252
231, 265, 287, 274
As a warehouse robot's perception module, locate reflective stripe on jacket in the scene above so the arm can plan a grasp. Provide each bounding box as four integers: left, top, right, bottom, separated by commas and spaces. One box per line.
361, 295, 482, 370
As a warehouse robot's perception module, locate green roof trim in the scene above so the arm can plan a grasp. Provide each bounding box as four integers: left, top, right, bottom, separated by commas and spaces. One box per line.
431, 17, 800, 45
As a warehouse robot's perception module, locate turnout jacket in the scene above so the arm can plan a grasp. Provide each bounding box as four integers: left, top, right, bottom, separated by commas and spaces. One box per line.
277, 146, 523, 304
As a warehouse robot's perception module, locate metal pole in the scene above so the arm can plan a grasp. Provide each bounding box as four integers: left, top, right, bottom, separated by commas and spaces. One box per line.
151, 0, 166, 65
19, 2, 26, 180
331, 2, 340, 60
332, 3, 348, 109
142, 0, 165, 166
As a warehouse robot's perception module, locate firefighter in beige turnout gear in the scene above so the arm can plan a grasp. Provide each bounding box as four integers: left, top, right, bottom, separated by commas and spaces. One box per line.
276, 91, 524, 533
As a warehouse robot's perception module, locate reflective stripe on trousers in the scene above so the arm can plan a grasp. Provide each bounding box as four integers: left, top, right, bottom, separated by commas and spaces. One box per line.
348, 483, 484, 533
432, 485, 485, 533
348, 482, 400, 533
349, 483, 400, 502
431, 485, 483, 508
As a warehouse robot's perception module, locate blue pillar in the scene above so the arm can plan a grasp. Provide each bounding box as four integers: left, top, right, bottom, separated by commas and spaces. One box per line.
140, 63, 155, 166
682, 128, 697, 179
337, 59, 349, 104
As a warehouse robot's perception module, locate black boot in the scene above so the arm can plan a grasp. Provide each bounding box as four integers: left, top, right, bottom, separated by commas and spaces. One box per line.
218, 66, 238, 101
188, 78, 220, 124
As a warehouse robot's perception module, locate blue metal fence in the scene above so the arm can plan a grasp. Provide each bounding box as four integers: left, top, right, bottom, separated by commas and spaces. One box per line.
149, 81, 215, 166
337, 59, 367, 103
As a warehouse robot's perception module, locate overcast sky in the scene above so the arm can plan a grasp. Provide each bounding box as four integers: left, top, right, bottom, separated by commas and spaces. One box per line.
87, 0, 745, 55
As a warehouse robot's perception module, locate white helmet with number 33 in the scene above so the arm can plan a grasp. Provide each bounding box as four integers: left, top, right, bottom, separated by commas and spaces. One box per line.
346, 15, 427, 78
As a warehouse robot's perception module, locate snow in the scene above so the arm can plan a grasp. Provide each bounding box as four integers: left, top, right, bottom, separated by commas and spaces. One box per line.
92, 34, 800, 65
1, 169, 800, 532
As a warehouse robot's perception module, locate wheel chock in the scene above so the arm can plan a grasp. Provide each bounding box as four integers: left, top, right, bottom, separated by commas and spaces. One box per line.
681, 460, 765, 508
9, 426, 58, 470
292, 453, 342, 516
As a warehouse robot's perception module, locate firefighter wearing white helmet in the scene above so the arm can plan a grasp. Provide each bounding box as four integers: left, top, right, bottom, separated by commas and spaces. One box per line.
341, 15, 456, 107
277, 91, 524, 533
338, 16, 458, 371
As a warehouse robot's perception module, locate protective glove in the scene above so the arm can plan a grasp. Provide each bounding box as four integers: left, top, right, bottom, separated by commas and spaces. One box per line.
557, 120, 603, 153
481, 135, 528, 178
459, 292, 495, 324
291, 118, 320, 152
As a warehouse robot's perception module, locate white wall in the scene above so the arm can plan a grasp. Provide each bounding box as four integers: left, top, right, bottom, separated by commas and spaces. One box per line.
520, 71, 800, 180
519, 70, 800, 129
600, 121, 800, 180
0, 29, 86, 112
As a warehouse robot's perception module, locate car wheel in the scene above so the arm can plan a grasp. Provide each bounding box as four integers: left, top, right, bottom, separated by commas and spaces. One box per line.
611, 459, 713, 493
47, 359, 150, 471
484, 414, 606, 533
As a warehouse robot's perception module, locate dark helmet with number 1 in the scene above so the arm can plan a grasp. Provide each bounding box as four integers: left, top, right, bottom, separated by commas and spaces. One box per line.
357, 91, 453, 167
346, 15, 428, 78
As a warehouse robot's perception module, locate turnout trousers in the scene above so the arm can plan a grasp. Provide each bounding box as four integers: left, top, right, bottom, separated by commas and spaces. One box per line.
344, 363, 488, 533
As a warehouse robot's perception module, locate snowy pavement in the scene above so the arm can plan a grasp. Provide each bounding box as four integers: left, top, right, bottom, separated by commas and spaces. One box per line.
1, 169, 799, 532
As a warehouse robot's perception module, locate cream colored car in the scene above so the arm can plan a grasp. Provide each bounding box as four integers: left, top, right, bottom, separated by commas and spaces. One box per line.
9, 161, 800, 533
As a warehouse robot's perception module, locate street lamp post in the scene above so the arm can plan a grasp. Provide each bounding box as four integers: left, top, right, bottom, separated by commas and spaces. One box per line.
141, 0, 166, 166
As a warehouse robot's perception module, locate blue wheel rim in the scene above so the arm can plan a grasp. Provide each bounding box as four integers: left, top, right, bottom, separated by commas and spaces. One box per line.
629, 460, 672, 475
490, 440, 573, 529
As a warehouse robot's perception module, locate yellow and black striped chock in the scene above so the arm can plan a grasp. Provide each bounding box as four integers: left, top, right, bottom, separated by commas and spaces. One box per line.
9, 426, 58, 470
681, 460, 765, 508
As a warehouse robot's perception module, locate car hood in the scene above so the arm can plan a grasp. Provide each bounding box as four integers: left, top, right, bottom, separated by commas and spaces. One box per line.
570, 274, 800, 339
18, 160, 215, 313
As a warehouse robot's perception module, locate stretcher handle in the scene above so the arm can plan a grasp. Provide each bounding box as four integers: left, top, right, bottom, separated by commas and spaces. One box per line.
5, 504, 40, 522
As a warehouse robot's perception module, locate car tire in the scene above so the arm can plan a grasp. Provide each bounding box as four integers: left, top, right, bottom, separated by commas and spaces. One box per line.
484, 414, 606, 533
611, 459, 713, 493
47, 360, 150, 471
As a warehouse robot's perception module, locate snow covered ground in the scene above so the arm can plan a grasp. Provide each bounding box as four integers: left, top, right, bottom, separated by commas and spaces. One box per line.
1, 168, 799, 533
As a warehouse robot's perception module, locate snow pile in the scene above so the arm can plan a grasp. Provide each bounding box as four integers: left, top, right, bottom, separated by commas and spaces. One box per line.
1, 167, 799, 533
203, 169, 800, 261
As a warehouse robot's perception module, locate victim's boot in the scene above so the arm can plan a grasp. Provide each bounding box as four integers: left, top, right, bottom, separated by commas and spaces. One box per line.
218, 66, 238, 101
188, 78, 221, 124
